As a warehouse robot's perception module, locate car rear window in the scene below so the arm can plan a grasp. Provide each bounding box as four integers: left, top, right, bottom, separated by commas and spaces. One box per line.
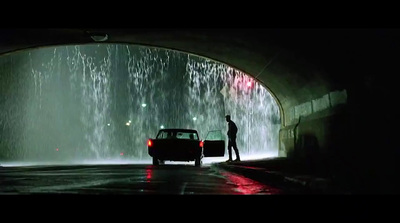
157, 130, 198, 140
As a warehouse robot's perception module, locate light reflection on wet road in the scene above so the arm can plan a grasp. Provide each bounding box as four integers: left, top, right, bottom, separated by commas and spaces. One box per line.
0, 163, 282, 195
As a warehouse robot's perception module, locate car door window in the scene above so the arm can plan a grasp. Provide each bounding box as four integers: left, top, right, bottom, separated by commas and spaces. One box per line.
205, 130, 224, 141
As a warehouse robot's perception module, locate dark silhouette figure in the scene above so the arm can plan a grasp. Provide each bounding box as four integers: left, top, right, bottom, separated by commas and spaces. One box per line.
225, 115, 240, 162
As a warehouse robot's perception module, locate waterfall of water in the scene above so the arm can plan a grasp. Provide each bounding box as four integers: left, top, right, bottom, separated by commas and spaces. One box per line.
0, 44, 280, 164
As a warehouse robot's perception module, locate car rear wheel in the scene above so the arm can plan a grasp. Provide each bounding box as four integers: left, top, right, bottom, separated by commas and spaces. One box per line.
194, 157, 202, 167
152, 157, 159, 165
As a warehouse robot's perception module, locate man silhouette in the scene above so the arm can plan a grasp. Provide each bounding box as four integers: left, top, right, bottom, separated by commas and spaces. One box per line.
225, 115, 241, 162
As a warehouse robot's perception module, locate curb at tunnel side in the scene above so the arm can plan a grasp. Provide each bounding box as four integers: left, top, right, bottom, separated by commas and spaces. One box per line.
211, 162, 341, 194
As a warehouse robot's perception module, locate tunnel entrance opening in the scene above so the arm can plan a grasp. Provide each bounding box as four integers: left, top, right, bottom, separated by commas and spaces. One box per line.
0, 43, 281, 165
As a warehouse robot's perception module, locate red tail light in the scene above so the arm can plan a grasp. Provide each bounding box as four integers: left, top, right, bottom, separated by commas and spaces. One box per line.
147, 139, 153, 147
199, 141, 204, 147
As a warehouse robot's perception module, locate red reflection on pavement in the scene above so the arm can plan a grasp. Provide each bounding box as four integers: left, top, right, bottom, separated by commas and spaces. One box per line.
146, 168, 152, 182
221, 171, 282, 195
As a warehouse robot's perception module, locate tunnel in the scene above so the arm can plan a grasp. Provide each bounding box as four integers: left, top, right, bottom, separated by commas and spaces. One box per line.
0, 28, 398, 193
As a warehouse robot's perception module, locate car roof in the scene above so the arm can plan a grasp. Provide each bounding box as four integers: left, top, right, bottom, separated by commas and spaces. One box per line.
159, 128, 198, 133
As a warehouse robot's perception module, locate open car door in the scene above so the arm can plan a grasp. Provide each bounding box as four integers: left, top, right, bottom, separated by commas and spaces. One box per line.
203, 130, 225, 157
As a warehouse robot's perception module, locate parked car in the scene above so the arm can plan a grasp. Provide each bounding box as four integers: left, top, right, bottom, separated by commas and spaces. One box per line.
147, 128, 225, 166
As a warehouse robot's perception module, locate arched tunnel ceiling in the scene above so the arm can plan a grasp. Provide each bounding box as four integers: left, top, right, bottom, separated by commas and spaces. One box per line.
1, 28, 399, 125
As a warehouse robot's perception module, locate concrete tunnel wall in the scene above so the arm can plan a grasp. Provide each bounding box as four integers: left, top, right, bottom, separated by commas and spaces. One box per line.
0, 28, 398, 192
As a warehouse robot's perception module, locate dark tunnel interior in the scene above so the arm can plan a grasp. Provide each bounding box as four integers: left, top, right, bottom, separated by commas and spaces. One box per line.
0, 28, 399, 194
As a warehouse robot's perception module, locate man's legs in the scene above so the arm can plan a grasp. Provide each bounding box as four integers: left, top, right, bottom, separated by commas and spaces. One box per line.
232, 139, 240, 161
227, 140, 233, 162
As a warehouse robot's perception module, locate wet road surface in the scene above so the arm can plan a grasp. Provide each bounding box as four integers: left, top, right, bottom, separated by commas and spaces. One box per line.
0, 163, 283, 195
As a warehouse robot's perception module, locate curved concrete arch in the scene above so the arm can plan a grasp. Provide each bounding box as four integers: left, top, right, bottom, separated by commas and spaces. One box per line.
0, 28, 351, 154
0, 28, 334, 128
